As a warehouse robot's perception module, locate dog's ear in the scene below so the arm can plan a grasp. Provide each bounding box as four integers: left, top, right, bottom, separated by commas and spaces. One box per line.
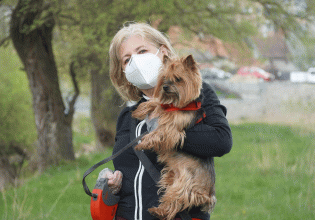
163, 55, 170, 65
183, 55, 197, 71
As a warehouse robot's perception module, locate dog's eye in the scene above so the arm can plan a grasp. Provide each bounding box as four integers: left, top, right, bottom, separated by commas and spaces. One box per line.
175, 77, 181, 82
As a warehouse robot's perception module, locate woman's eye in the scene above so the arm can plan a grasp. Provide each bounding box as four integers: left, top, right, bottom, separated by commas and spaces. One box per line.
139, 49, 147, 54
124, 58, 130, 65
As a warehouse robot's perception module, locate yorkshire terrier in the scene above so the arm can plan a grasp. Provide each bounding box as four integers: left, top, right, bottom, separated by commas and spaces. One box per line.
132, 55, 216, 220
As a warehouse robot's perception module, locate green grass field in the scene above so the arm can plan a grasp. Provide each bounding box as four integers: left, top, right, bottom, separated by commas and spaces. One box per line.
1, 123, 314, 219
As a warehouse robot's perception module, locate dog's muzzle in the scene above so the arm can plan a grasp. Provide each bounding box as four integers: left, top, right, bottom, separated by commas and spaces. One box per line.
163, 85, 169, 92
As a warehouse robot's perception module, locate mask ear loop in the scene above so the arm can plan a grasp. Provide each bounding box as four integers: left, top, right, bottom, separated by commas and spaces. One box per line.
155, 48, 161, 56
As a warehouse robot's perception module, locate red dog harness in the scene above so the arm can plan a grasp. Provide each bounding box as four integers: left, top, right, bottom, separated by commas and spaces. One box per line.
161, 101, 206, 124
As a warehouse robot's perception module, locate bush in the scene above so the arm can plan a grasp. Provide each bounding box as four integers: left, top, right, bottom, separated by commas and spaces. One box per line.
0, 45, 37, 154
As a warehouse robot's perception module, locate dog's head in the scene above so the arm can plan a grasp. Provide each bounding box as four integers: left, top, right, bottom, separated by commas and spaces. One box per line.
154, 55, 202, 108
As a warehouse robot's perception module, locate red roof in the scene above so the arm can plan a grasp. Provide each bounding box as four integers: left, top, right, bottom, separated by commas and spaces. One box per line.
166, 25, 263, 67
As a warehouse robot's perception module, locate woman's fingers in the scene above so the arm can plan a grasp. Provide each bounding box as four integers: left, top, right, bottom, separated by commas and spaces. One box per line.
114, 170, 123, 183
98, 168, 122, 194
107, 170, 123, 194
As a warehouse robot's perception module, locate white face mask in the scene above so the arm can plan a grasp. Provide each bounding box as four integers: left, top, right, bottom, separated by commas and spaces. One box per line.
124, 49, 162, 90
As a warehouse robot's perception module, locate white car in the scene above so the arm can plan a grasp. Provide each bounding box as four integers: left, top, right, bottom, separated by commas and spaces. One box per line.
201, 68, 232, 80
290, 68, 315, 83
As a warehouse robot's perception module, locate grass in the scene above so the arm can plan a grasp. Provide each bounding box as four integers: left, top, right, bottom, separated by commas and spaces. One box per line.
72, 114, 96, 155
0, 123, 314, 219
216, 90, 240, 99
212, 123, 315, 220
0, 152, 114, 220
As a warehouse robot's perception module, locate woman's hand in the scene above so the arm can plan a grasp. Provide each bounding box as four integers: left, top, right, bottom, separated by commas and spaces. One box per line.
99, 168, 123, 194
107, 170, 123, 194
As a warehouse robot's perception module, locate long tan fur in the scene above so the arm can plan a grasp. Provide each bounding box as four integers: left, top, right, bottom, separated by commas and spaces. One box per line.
132, 55, 216, 220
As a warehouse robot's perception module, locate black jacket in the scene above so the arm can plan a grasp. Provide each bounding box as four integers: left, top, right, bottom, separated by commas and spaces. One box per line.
112, 82, 233, 220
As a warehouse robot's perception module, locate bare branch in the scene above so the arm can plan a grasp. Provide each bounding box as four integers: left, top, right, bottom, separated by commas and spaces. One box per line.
66, 61, 80, 117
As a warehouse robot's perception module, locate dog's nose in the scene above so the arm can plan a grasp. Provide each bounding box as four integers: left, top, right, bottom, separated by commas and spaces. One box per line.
163, 85, 169, 92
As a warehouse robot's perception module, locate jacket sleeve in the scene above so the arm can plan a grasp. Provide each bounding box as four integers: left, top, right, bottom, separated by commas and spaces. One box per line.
114, 106, 132, 138
181, 82, 233, 158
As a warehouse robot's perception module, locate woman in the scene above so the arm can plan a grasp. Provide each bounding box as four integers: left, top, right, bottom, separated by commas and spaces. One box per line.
105, 22, 232, 220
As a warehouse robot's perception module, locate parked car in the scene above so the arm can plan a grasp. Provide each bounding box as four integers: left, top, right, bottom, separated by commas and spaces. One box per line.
236, 66, 275, 81
290, 67, 315, 83
201, 68, 232, 80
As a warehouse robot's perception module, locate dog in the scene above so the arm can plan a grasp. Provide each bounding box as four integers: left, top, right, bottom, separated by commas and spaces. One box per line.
132, 55, 216, 220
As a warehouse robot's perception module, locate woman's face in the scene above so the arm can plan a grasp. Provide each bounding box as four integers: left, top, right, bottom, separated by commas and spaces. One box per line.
119, 35, 168, 97
120, 35, 168, 71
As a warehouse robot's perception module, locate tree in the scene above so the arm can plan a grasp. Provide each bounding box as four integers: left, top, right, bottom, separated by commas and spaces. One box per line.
9, 0, 78, 172
72, 0, 315, 148
1, 0, 314, 172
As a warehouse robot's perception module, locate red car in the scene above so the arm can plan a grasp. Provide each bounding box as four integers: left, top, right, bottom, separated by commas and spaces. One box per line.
237, 66, 275, 81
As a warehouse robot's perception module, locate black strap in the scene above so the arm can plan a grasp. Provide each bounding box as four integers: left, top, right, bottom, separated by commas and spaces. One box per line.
130, 119, 161, 183
133, 149, 161, 183
82, 130, 148, 197
130, 118, 192, 220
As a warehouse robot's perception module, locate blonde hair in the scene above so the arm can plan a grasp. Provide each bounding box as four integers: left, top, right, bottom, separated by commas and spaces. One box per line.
109, 22, 177, 102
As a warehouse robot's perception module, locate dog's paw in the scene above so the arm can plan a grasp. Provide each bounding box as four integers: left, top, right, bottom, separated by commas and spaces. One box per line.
131, 109, 146, 120
134, 140, 153, 151
148, 207, 167, 220
208, 195, 217, 213
134, 142, 145, 151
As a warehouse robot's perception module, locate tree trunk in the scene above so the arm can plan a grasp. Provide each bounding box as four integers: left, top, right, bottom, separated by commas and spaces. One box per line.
10, 0, 75, 172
